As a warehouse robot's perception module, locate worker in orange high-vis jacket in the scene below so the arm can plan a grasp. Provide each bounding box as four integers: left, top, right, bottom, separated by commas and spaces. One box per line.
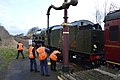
49, 49, 61, 71
16, 42, 25, 59
28, 44, 39, 72
37, 43, 50, 77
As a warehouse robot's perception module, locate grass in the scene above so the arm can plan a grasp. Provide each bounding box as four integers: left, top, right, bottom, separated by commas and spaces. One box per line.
0, 47, 28, 69
0, 48, 17, 70
0, 47, 28, 79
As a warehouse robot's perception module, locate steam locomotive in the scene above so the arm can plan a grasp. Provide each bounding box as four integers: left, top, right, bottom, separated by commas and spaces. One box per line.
32, 10, 120, 69
32, 20, 105, 68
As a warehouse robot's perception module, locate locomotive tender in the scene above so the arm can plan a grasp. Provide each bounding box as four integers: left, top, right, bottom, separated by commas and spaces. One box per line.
32, 20, 105, 68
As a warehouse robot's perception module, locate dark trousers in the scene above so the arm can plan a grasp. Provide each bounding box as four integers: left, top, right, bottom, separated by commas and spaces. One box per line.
30, 58, 37, 71
40, 59, 49, 75
50, 59, 56, 71
16, 50, 25, 59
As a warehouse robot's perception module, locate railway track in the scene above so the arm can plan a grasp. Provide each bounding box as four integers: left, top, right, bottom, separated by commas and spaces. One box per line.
57, 63, 120, 80
12, 37, 120, 80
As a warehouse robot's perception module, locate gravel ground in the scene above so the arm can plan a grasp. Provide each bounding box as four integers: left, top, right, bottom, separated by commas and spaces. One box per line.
0, 37, 58, 80
4, 58, 58, 80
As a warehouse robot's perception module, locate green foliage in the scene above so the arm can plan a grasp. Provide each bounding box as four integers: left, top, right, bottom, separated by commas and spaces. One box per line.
0, 48, 17, 70
0, 48, 27, 79
0, 48, 27, 70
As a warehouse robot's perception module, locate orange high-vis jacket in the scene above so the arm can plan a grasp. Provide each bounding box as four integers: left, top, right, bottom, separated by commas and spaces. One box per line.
29, 46, 34, 58
37, 47, 47, 60
17, 43, 23, 50
49, 50, 61, 61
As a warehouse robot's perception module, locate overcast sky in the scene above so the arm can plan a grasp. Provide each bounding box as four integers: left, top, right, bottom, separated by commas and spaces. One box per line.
0, 0, 120, 35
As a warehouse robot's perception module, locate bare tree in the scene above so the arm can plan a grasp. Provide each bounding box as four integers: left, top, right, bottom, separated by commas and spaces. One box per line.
95, 9, 102, 25
26, 27, 39, 38
103, 0, 120, 17
104, 0, 107, 17
94, 0, 103, 25
109, 2, 118, 12
27, 27, 39, 34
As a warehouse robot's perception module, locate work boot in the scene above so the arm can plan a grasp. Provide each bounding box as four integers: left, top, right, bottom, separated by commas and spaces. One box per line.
54, 69, 57, 71
41, 73, 44, 76
46, 74, 50, 77
35, 70, 39, 72
30, 69, 33, 72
